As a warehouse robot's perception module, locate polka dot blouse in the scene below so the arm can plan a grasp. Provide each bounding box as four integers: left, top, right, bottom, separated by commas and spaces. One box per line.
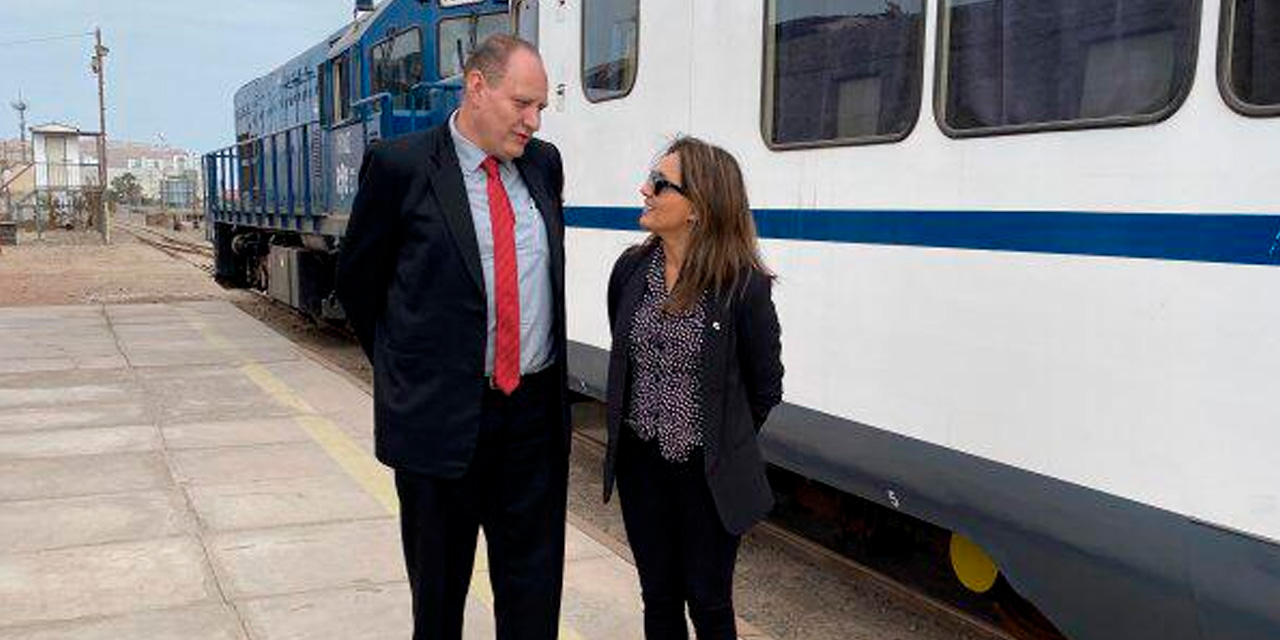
625, 245, 707, 463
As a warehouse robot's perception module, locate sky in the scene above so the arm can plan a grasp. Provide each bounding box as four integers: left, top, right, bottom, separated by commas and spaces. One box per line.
0, 0, 356, 153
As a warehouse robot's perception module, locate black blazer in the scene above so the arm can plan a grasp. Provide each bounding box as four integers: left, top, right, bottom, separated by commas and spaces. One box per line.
603, 242, 784, 535
335, 123, 569, 478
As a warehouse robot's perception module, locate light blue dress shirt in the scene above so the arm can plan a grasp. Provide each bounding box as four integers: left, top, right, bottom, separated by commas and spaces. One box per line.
449, 112, 554, 376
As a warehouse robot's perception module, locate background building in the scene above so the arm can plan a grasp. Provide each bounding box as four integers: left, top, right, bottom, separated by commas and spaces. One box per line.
30, 123, 102, 229
107, 141, 202, 207
160, 170, 199, 209
3, 134, 204, 225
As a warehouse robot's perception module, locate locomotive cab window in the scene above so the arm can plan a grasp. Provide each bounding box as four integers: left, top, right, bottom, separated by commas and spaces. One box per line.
938, 0, 1200, 136
763, 0, 926, 148
327, 51, 354, 124
582, 0, 639, 102
1220, 0, 1280, 114
371, 28, 425, 109
438, 12, 510, 78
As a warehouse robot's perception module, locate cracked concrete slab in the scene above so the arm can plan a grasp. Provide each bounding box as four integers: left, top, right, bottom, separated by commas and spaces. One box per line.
207, 518, 405, 599
236, 583, 428, 640
185, 474, 387, 532
0, 490, 195, 554
0, 452, 173, 502
0, 425, 159, 459
0, 603, 246, 640
169, 441, 343, 486
0, 402, 150, 433
0, 536, 220, 628
161, 417, 311, 450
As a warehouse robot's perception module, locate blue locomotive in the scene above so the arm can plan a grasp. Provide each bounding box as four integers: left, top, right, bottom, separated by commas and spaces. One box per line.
204, 0, 513, 317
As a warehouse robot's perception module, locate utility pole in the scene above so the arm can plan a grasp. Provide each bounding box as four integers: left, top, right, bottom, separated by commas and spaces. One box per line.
4, 96, 29, 221
10, 95, 29, 162
91, 27, 110, 243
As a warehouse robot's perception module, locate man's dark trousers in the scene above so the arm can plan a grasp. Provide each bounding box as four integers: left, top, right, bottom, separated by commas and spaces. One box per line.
394, 369, 567, 640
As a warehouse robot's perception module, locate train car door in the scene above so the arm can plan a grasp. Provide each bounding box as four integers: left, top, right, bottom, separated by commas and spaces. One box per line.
537, 0, 695, 361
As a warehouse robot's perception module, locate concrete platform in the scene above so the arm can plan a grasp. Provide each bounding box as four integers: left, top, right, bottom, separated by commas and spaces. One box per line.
0, 302, 770, 640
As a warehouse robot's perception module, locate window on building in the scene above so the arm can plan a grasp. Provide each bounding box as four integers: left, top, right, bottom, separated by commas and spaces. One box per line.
45, 137, 68, 187
371, 28, 425, 109
940, 0, 1199, 135
1222, 0, 1280, 113
582, 0, 638, 102
763, 0, 925, 147
438, 13, 511, 78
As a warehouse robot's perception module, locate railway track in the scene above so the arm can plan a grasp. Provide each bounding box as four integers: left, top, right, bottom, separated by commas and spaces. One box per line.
116, 220, 215, 274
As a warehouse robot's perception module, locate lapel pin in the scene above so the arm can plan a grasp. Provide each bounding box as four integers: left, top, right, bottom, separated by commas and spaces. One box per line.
712, 321, 721, 331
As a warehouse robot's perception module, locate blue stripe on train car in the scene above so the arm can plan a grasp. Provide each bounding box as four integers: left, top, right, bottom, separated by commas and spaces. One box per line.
565, 206, 1280, 266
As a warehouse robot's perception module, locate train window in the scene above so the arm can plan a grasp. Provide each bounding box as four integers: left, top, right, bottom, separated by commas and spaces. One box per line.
582, 0, 638, 102
1220, 0, 1280, 114
371, 28, 424, 109
438, 13, 511, 78
332, 52, 353, 123
763, 0, 925, 148
939, 0, 1199, 136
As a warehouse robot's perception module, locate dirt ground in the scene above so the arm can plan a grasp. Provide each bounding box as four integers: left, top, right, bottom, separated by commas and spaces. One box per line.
0, 229, 223, 306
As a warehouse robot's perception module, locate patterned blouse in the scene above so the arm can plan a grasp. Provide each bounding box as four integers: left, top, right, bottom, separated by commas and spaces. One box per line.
625, 245, 707, 463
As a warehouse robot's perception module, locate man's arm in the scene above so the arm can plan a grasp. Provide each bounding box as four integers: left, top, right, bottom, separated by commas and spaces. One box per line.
336, 144, 402, 362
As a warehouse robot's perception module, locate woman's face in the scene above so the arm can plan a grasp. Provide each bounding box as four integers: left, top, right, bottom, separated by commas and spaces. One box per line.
638, 153, 695, 237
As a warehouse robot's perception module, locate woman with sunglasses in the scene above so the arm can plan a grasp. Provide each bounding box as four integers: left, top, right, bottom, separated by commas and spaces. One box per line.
603, 136, 784, 639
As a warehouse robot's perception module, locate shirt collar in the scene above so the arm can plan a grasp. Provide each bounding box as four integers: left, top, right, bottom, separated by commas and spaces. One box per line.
448, 110, 490, 174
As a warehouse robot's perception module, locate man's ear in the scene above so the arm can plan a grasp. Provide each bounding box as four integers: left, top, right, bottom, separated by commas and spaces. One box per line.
465, 70, 486, 99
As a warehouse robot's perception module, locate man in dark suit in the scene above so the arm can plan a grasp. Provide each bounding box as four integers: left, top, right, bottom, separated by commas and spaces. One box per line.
335, 34, 569, 640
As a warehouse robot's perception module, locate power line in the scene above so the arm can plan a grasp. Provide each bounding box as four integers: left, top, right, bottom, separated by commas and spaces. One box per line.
0, 31, 94, 49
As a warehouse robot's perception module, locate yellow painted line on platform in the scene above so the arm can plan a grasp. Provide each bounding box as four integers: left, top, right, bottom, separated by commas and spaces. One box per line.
179, 305, 585, 640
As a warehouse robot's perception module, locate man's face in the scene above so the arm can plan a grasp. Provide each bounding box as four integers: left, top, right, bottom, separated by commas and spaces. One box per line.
467, 49, 549, 161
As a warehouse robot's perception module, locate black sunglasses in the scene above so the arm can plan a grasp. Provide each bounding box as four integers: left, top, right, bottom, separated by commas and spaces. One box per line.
647, 169, 686, 197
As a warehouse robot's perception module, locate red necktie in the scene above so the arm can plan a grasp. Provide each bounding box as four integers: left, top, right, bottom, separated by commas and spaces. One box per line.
482, 156, 521, 395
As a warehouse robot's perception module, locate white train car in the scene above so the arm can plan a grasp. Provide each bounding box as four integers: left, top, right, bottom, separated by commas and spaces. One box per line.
520, 1, 1280, 638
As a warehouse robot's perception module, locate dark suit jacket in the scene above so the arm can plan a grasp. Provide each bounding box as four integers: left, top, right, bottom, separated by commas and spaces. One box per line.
335, 123, 569, 478
603, 241, 784, 535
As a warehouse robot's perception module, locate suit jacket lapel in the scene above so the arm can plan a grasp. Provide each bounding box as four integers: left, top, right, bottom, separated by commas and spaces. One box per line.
428, 128, 485, 295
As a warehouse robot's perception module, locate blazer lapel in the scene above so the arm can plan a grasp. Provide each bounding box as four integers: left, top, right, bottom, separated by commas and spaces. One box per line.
609, 248, 650, 381
699, 288, 732, 467
428, 128, 485, 295
699, 291, 730, 383
613, 247, 651, 345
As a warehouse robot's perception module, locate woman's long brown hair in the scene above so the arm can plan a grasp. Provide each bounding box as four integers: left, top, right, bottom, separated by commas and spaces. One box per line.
656, 136, 771, 313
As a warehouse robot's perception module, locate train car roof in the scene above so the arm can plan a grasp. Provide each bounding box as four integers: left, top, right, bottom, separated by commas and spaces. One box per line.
329, 0, 393, 56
